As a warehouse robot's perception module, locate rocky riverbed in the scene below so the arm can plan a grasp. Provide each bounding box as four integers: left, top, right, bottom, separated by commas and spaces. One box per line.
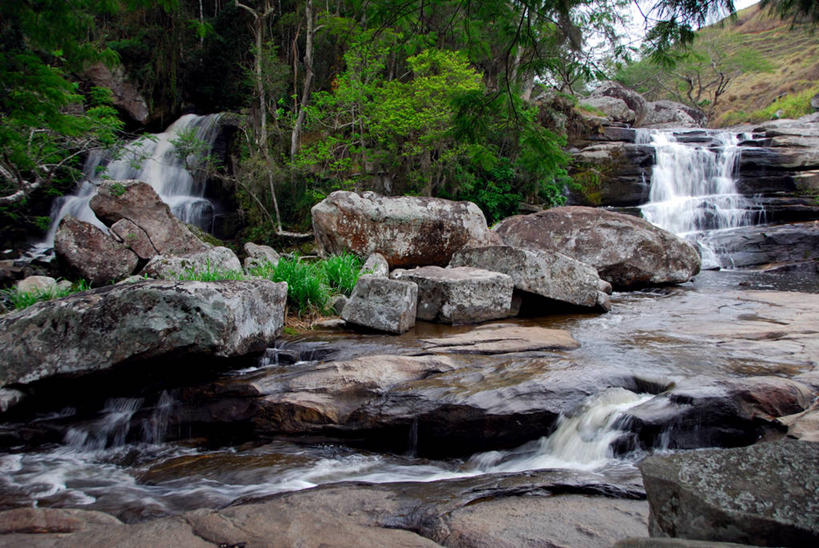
0, 269, 816, 546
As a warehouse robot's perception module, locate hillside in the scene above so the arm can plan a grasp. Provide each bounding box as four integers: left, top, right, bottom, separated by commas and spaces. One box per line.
618, 4, 819, 127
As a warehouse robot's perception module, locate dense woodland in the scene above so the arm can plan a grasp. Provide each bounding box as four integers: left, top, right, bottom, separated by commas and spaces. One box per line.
1, 0, 815, 246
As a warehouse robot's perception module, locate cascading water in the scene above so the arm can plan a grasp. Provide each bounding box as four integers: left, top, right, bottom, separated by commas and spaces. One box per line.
41, 113, 223, 249
638, 130, 765, 269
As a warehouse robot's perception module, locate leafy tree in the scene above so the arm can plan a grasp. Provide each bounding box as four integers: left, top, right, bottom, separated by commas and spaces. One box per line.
0, 0, 177, 208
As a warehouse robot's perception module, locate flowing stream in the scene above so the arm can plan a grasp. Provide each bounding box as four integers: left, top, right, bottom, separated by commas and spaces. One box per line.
40, 113, 223, 249
638, 129, 765, 268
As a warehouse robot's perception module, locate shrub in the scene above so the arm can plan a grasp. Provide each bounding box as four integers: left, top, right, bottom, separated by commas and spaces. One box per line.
176, 259, 245, 281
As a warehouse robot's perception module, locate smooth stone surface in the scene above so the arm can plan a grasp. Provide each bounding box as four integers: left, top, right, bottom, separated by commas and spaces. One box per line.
391, 266, 514, 324
0, 280, 287, 390
54, 216, 139, 285
142, 246, 242, 279
90, 180, 208, 257
312, 191, 495, 268
495, 206, 701, 289
698, 221, 819, 270
436, 494, 649, 548
450, 245, 610, 311
341, 275, 418, 334
640, 441, 819, 545
580, 81, 647, 125
419, 323, 580, 354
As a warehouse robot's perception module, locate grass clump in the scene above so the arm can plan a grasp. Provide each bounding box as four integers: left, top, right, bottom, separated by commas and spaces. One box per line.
1, 279, 91, 311
249, 252, 363, 317
320, 253, 362, 296
749, 85, 819, 122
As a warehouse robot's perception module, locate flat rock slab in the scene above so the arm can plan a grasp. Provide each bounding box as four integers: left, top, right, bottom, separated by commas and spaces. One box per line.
391, 266, 514, 324
420, 323, 580, 354
0, 280, 287, 392
436, 494, 649, 548
640, 440, 819, 545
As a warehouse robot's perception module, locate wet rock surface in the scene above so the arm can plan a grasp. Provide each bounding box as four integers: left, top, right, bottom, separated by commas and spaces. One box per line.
311, 191, 495, 268
0, 468, 647, 548
699, 221, 819, 271
495, 206, 701, 289
640, 441, 819, 545
0, 280, 287, 392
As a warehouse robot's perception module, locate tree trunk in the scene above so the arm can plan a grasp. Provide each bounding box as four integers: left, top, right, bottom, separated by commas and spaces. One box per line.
290, 0, 315, 161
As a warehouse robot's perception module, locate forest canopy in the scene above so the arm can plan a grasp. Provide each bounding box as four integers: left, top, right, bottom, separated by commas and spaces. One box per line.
1, 0, 806, 241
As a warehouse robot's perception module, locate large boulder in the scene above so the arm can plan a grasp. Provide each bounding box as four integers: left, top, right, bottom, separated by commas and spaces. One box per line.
494, 206, 701, 289
640, 100, 707, 129
640, 441, 819, 545
341, 276, 418, 334
142, 246, 243, 280
110, 219, 156, 260
580, 81, 647, 125
391, 266, 514, 324
311, 191, 496, 268
0, 279, 287, 391
90, 180, 208, 257
54, 216, 139, 285
450, 245, 611, 311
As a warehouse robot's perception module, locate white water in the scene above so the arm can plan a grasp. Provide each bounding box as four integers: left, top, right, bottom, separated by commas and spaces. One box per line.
0, 387, 650, 516
41, 113, 223, 248
638, 130, 764, 268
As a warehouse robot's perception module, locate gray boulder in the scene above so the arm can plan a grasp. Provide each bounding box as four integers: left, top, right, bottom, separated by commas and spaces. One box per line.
55, 216, 139, 285
494, 206, 701, 289
142, 246, 242, 280
243, 242, 279, 272
361, 253, 390, 277
391, 266, 514, 324
640, 100, 707, 129
640, 441, 819, 545
312, 191, 495, 268
0, 279, 287, 390
81, 62, 149, 124
450, 245, 611, 311
580, 81, 647, 125
341, 276, 418, 334
90, 180, 208, 256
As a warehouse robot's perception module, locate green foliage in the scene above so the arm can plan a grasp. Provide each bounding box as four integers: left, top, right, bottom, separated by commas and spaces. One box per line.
249, 254, 363, 316
2, 280, 91, 311
320, 253, 362, 297
110, 182, 127, 197
752, 85, 819, 120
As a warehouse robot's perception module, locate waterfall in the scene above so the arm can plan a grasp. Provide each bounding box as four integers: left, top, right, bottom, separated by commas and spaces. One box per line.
41, 113, 223, 248
638, 130, 765, 269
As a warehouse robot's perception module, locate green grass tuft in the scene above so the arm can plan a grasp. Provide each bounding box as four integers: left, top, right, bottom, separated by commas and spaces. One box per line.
2, 279, 91, 311
320, 253, 362, 297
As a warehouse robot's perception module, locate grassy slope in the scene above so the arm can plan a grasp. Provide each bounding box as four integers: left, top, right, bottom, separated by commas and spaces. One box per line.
703, 4, 819, 126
